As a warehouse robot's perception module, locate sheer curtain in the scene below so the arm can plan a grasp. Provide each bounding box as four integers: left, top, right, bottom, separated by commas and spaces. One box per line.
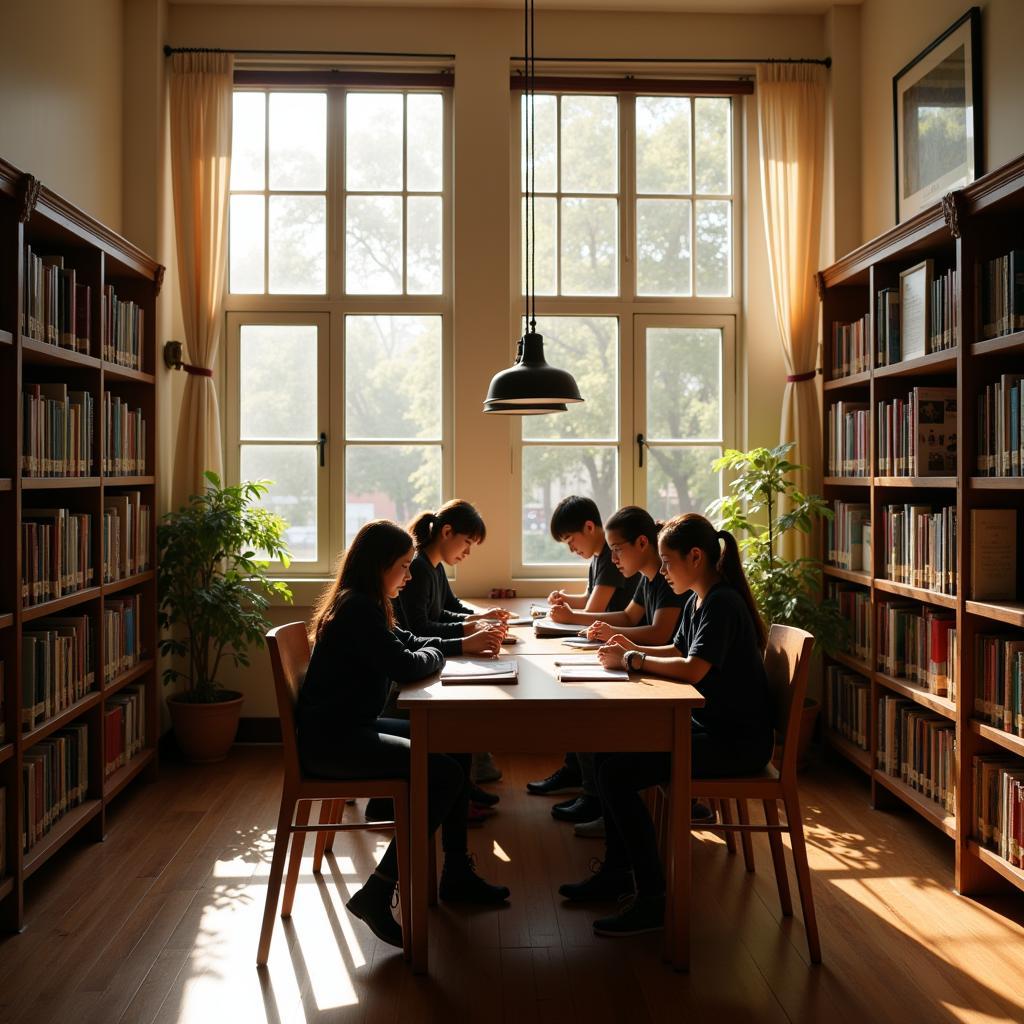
756, 63, 827, 560
169, 51, 233, 505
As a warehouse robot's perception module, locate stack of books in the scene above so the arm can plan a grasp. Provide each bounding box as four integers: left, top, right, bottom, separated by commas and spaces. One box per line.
23, 723, 89, 852
827, 400, 870, 476
825, 665, 869, 750
877, 387, 956, 476
876, 600, 957, 699
877, 696, 956, 813
974, 636, 1024, 737
827, 500, 870, 572
973, 756, 1024, 867
21, 509, 94, 605
21, 615, 96, 730
104, 685, 145, 778
831, 314, 871, 378
102, 393, 146, 475
21, 384, 94, 477
881, 503, 957, 595
20, 247, 91, 353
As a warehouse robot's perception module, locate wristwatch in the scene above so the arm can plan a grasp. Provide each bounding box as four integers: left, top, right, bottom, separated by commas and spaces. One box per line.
625, 650, 646, 672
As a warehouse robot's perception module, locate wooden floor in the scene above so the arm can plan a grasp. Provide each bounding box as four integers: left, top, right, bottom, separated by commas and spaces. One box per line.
2, 748, 1024, 1024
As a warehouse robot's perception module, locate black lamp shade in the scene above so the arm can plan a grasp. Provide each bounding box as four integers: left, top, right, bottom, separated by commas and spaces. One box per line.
483, 400, 568, 415
483, 331, 583, 411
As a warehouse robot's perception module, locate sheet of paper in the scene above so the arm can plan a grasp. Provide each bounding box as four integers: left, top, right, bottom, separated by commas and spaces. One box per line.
562, 637, 602, 649
553, 656, 601, 666
440, 659, 519, 679
558, 667, 631, 682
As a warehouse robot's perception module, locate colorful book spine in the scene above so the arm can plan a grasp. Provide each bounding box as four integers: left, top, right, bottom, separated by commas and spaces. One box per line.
20, 510, 94, 605
102, 285, 144, 370
875, 600, 957, 699
881, 503, 957, 595
973, 755, 1024, 868
974, 636, 1024, 737
826, 501, 870, 572
104, 686, 145, 779
20, 616, 96, 731
831, 314, 871, 378
826, 665, 870, 750
19, 247, 91, 353
22, 723, 89, 852
102, 393, 147, 476
827, 401, 871, 477
103, 596, 143, 685
826, 581, 871, 663
877, 696, 956, 812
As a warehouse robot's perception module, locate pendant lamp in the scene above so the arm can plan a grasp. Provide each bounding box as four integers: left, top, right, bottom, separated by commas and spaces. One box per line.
483, 0, 583, 415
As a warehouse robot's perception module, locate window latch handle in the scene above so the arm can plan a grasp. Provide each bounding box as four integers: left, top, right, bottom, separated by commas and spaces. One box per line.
636, 432, 646, 468
318, 431, 328, 468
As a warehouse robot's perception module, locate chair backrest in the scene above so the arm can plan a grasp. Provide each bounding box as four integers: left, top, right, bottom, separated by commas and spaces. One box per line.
267, 621, 312, 786
764, 623, 815, 782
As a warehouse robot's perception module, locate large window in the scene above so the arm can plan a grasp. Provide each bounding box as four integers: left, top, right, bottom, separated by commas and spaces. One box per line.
225, 86, 450, 572
516, 91, 739, 571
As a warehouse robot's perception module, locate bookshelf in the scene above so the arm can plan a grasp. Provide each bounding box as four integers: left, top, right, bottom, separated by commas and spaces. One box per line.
0, 157, 162, 930
819, 153, 1024, 898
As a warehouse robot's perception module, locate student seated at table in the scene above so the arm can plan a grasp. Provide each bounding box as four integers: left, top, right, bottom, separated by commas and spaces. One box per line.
559, 513, 773, 938
395, 498, 509, 799
526, 495, 639, 803
297, 520, 510, 950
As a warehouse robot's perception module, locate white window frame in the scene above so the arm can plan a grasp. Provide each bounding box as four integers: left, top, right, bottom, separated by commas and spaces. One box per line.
510, 88, 742, 580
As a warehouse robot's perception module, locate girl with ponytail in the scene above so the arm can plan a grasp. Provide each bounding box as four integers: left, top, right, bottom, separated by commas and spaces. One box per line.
561, 513, 774, 939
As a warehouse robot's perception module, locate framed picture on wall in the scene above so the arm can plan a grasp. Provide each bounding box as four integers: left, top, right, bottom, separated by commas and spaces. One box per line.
893, 6, 982, 224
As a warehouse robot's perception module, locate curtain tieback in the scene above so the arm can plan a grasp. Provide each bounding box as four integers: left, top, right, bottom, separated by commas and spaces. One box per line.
786, 370, 817, 383
183, 363, 213, 378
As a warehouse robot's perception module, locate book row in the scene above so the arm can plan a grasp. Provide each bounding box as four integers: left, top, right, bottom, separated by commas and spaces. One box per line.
980, 250, 1024, 340
877, 696, 957, 815
873, 266, 958, 368
876, 601, 958, 700
976, 374, 1024, 477
102, 285, 145, 370
826, 501, 871, 573
102, 394, 146, 475
827, 401, 870, 477
22, 615, 96, 731
104, 686, 145, 780
20, 248, 90, 352
102, 492, 152, 583
973, 756, 1024, 868
21, 510, 94, 605
23, 723, 88, 853
975, 635, 1024, 738
826, 581, 871, 663
22, 384, 93, 477
825, 665, 869, 751
881, 503, 957, 596
877, 387, 956, 477
831, 315, 871, 379
103, 596, 143, 685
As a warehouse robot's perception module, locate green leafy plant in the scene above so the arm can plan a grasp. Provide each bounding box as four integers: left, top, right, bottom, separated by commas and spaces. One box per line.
158, 472, 293, 703
706, 443, 846, 654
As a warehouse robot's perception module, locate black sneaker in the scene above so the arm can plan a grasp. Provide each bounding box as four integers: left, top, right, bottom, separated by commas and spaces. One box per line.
345, 873, 404, 948
551, 795, 602, 823
558, 858, 634, 903
364, 797, 394, 821
526, 765, 583, 796
439, 853, 510, 905
593, 894, 665, 937
469, 783, 500, 807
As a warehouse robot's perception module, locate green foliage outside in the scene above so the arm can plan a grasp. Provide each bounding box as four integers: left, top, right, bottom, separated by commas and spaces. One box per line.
706, 444, 846, 655
158, 473, 294, 703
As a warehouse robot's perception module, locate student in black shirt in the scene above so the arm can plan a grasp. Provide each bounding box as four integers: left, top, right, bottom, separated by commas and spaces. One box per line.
298, 520, 509, 950
560, 513, 774, 938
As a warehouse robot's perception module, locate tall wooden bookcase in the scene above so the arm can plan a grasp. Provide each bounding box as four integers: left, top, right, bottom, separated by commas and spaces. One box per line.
820, 154, 1024, 898
0, 158, 162, 930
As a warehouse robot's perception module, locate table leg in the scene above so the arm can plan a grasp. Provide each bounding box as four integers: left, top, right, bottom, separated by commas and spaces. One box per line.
666, 707, 692, 971
409, 707, 429, 974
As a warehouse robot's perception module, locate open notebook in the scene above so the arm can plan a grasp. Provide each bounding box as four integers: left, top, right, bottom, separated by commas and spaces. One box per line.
440, 659, 519, 684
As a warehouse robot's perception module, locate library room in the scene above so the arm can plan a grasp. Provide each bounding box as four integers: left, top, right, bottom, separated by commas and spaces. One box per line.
1, 0, 1024, 1020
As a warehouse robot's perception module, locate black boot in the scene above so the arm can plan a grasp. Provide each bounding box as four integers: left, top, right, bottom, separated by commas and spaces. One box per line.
558, 858, 634, 903
439, 853, 510, 905
345, 870, 403, 948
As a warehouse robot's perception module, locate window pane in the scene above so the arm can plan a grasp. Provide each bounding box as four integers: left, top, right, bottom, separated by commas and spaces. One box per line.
268, 195, 326, 294
240, 444, 318, 562
523, 317, 617, 441
646, 445, 721, 522
520, 94, 558, 194
521, 196, 557, 296
346, 445, 441, 545
635, 96, 691, 195
231, 92, 265, 190
268, 93, 326, 191
646, 327, 722, 441
522, 446, 617, 564
347, 93, 403, 192
560, 96, 617, 194
695, 98, 731, 194
407, 94, 443, 192
561, 198, 617, 295
696, 200, 731, 297
229, 194, 265, 294
240, 325, 317, 439
637, 198, 691, 297
407, 196, 443, 294
346, 196, 403, 294
346, 316, 442, 439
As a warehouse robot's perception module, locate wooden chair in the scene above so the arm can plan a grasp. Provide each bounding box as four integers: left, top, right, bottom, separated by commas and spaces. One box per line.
257, 622, 412, 965
690, 624, 821, 963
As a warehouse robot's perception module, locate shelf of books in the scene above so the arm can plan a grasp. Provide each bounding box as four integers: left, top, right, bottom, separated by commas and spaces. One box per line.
820, 153, 1024, 898
0, 157, 162, 930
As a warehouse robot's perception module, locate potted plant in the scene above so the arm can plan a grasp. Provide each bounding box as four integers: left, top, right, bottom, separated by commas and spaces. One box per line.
158, 472, 293, 762
707, 443, 846, 769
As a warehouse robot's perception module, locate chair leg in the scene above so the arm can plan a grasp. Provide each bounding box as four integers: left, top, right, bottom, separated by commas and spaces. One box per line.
736, 800, 755, 873
394, 790, 412, 960
718, 799, 737, 854
313, 799, 340, 875
782, 786, 821, 964
428, 832, 438, 908
282, 801, 311, 918
257, 792, 295, 965
762, 798, 793, 916
325, 800, 343, 853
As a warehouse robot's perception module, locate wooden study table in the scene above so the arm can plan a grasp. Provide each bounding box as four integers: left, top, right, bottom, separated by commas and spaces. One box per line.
397, 604, 704, 974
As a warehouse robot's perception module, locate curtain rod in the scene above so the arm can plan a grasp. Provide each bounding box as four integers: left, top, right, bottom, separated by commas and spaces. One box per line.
163, 45, 456, 59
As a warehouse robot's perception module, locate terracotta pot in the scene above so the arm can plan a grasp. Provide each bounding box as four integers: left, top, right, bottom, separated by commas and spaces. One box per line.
168, 691, 244, 763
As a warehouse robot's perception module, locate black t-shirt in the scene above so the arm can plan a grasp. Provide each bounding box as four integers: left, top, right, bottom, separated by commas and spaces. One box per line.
392, 551, 470, 645
673, 582, 771, 738
587, 541, 639, 613
632, 571, 686, 628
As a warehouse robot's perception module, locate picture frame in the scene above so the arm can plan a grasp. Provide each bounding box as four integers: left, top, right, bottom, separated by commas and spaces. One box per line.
899, 258, 933, 361
893, 7, 982, 224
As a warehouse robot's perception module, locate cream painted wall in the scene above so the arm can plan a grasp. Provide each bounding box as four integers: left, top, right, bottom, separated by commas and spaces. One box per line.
0, 0, 124, 230
859, 0, 1024, 243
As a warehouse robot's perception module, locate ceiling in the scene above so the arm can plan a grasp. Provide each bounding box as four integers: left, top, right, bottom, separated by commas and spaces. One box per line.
170, 0, 859, 12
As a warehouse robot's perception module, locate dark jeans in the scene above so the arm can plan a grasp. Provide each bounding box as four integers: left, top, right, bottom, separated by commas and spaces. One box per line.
595, 718, 775, 898
562, 751, 598, 796
299, 717, 469, 881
